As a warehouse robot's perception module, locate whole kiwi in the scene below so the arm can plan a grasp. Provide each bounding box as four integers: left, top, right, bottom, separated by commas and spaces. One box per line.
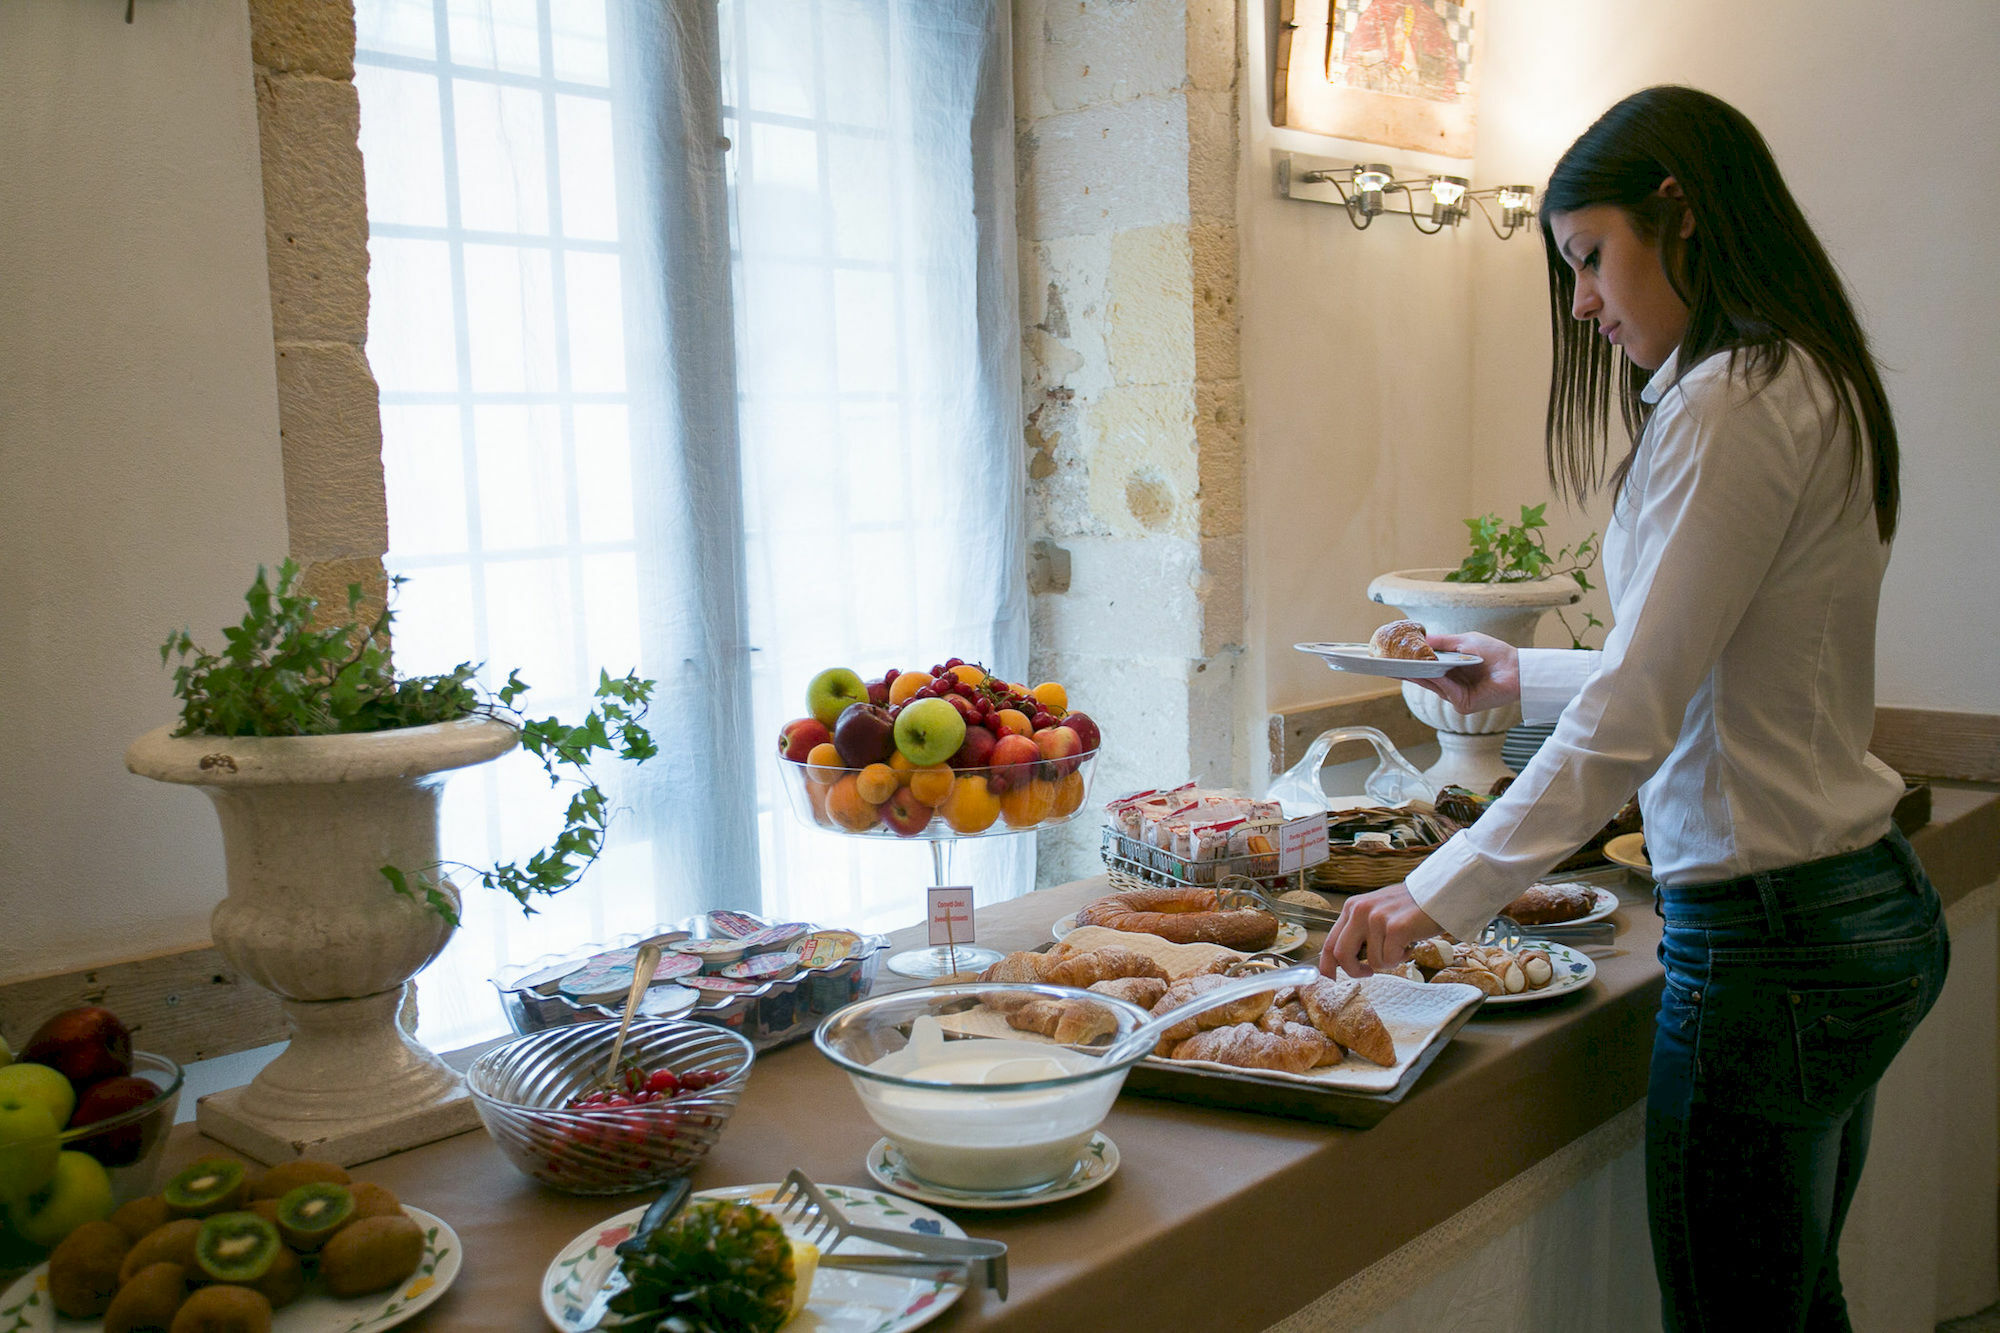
162, 1159, 251, 1219
119, 1219, 203, 1288
243, 1244, 304, 1309
104, 1261, 189, 1333
167, 1284, 272, 1333
110, 1196, 174, 1245
248, 1159, 349, 1202
346, 1180, 402, 1222
47, 1219, 131, 1317
318, 1214, 424, 1298
246, 1198, 281, 1228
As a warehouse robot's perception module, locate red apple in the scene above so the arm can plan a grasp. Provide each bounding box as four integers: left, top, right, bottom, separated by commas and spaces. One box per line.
880, 788, 935, 837
988, 734, 1040, 794
1035, 724, 1083, 777
832, 702, 896, 767
22, 1008, 131, 1090
948, 723, 999, 771
1064, 711, 1102, 756
778, 717, 832, 762
66, 1076, 159, 1167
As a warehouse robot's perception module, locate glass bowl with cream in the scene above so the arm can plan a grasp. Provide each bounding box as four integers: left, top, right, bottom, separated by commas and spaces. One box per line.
814, 983, 1154, 1193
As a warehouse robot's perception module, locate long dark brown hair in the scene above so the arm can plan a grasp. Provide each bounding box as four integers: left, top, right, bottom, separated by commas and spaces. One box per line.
1540, 86, 1899, 541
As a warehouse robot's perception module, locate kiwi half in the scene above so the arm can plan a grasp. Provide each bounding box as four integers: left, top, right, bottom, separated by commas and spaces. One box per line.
193, 1213, 281, 1285
163, 1159, 250, 1219
274, 1182, 354, 1251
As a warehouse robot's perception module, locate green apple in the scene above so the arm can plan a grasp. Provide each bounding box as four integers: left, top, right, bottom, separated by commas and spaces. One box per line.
894, 696, 967, 767
806, 667, 869, 728
0, 1062, 76, 1131
0, 1097, 60, 1204
7, 1150, 114, 1247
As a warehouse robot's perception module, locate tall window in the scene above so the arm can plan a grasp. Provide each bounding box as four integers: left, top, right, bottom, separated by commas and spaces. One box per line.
356, 0, 1025, 1053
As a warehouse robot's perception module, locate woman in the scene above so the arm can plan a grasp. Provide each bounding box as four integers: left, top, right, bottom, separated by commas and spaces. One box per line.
1322, 86, 1949, 1331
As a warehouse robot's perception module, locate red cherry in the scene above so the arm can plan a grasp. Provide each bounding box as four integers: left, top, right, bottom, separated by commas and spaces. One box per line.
945, 657, 964, 669
646, 1069, 681, 1095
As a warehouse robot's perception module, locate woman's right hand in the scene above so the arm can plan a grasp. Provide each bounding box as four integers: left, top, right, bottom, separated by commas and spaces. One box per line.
1416, 632, 1521, 713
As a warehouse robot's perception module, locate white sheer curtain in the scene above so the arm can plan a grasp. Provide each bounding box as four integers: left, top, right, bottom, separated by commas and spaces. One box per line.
355, 0, 1026, 1054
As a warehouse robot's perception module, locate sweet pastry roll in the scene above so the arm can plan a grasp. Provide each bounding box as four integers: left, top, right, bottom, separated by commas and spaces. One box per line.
1073, 885, 1280, 952
1368, 619, 1437, 660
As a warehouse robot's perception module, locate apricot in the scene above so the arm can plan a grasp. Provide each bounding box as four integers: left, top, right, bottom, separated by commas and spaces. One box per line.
1052, 771, 1087, 817
1000, 778, 1056, 828
948, 663, 987, 686
886, 752, 917, 784
909, 765, 954, 807
827, 775, 882, 831
1030, 682, 1068, 712
806, 743, 845, 785
888, 672, 933, 706
940, 776, 1000, 834
856, 763, 898, 804
805, 780, 835, 828
991, 709, 1032, 737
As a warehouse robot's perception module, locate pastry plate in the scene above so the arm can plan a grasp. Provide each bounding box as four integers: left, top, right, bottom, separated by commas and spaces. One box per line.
866, 1132, 1119, 1211
1, 1208, 459, 1333
1602, 833, 1651, 877
542, 1185, 965, 1333
1477, 940, 1597, 1006
1052, 914, 1309, 956
1523, 883, 1621, 927
1293, 643, 1482, 680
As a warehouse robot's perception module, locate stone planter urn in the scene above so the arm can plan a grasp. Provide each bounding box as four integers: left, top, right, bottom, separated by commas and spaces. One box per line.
126, 716, 518, 1166
1366, 569, 1582, 792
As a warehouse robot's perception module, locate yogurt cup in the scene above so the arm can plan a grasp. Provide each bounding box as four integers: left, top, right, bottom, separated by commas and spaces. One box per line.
668, 938, 750, 974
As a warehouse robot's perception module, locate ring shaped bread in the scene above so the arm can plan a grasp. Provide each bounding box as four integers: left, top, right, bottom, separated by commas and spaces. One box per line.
1073, 886, 1280, 951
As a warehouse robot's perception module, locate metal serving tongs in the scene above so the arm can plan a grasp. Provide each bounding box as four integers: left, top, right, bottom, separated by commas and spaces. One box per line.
1213, 875, 1343, 931
1478, 913, 1616, 950
771, 1170, 1010, 1297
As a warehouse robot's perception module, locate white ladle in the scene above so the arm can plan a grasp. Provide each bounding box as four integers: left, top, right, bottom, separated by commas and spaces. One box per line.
1099, 964, 1320, 1065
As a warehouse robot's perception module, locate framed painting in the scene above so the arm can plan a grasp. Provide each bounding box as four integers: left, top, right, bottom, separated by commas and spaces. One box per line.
1276, 0, 1483, 159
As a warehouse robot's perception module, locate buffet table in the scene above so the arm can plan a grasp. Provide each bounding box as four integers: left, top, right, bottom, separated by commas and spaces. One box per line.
150, 789, 1999, 1332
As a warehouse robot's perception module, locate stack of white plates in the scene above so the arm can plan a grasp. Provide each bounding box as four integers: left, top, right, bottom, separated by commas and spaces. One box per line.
1501, 722, 1557, 775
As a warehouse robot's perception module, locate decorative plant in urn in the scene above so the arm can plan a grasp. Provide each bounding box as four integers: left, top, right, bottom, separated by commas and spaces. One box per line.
126, 561, 656, 1165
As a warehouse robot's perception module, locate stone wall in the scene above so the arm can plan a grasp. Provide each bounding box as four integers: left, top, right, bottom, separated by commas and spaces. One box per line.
247, 0, 387, 617
1014, 0, 1248, 885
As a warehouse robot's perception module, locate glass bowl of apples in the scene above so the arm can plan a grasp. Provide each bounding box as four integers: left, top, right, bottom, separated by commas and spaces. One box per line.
776, 659, 1103, 839
465, 1019, 754, 1195
0, 1005, 184, 1277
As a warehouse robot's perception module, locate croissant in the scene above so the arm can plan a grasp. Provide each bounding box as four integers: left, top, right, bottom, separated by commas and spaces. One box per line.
1088, 976, 1168, 1009
1006, 997, 1118, 1046
1043, 946, 1168, 988
1369, 619, 1437, 660
1150, 973, 1275, 1051
1300, 976, 1397, 1066
1173, 1022, 1328, 1074
978, 951, 1053, 984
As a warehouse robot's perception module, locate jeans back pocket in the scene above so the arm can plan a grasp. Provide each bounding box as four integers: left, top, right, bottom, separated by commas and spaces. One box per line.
1789, 976, 1930, 1117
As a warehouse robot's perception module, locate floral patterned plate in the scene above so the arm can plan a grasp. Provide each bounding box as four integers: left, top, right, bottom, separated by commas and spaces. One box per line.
542, 1184, 966, 1333
866, 1131, 1119, 1211
0, 1207, 459, 1333
1478, 940, 1597, 1006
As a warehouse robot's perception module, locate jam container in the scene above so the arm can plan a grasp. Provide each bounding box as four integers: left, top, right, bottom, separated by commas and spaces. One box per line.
667, 937, 750, 975
705, 910, 767, 938
722, 953, 799, 984
737, 922, 812, 955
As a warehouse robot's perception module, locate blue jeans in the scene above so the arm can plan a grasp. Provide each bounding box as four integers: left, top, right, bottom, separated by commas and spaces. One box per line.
1646, 827, 1949, 1332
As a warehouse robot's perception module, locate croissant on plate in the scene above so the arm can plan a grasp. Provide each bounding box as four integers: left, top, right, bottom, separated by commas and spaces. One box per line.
1173, 1021, 1331, 1074
1006, 997, 1118, 1046
1369, 619, 1437, 660
1149, 973, 1275, 1052
1299, 976, 1397, 1066
1088, 976, 1168, 1009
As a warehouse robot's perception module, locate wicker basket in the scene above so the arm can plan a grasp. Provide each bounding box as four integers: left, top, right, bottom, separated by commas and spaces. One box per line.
1310, 804, 1462, 892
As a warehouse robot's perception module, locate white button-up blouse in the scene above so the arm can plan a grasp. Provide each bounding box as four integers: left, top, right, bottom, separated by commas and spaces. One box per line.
1405, 345, 1905, 944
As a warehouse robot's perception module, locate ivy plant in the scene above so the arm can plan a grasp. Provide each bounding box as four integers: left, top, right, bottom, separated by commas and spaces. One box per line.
161, 560, 657, 923
1443, 503, 1605, 649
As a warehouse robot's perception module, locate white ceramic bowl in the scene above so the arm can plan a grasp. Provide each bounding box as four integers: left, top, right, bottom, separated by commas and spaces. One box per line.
813, 983, 1151, 1192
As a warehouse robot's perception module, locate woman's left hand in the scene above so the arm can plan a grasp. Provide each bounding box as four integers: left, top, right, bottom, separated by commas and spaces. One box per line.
1322, 883, 1441, 977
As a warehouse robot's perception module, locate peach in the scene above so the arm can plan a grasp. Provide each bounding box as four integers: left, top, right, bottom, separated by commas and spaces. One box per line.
1001, 778, 1056, 828
806, 742, 845, 786
988, 734, 1040, 792
909, 765, 955, 807
940, 775, 1000, 834
827, 775, 882, 831
888, 672, 933, 706
856, 763, 899, 804
1034, 724, 1083, 777
1052, 771, 1087, 817
991, 708, 1032, 737
1030, 681, 1067, 712
805, 780, 835, 827
948, 663, 987, 686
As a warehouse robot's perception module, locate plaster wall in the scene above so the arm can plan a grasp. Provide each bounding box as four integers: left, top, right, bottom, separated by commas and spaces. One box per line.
0, 1, 288, 980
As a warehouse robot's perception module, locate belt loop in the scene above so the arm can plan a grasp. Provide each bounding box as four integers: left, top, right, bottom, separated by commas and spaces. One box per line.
1753, 870, 1785, 935
1652, 885, 1664, 920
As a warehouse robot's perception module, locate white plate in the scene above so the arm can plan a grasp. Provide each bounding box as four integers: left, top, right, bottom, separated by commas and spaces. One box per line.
0, 1207, 460, 1333
1052, 914, 1309, 956
542, 1184, 966, 1333
1514, 884, 1620, 927
866, 1132, 1119, 1211
1293, 642, 1482, 680
1476, 941, 1597, 1006
1602, 833, 1651, 877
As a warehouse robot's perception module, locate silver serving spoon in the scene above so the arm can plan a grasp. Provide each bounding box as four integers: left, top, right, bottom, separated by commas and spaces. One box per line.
1099, 964, 1320, 1065
601, 942, 662, 1090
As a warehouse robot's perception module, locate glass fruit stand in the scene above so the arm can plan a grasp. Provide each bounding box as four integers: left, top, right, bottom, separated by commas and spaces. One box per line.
776, 662, 1102, 978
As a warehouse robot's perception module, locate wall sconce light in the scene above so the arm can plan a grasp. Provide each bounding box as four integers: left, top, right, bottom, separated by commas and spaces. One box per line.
1278, 153, 1536, 240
